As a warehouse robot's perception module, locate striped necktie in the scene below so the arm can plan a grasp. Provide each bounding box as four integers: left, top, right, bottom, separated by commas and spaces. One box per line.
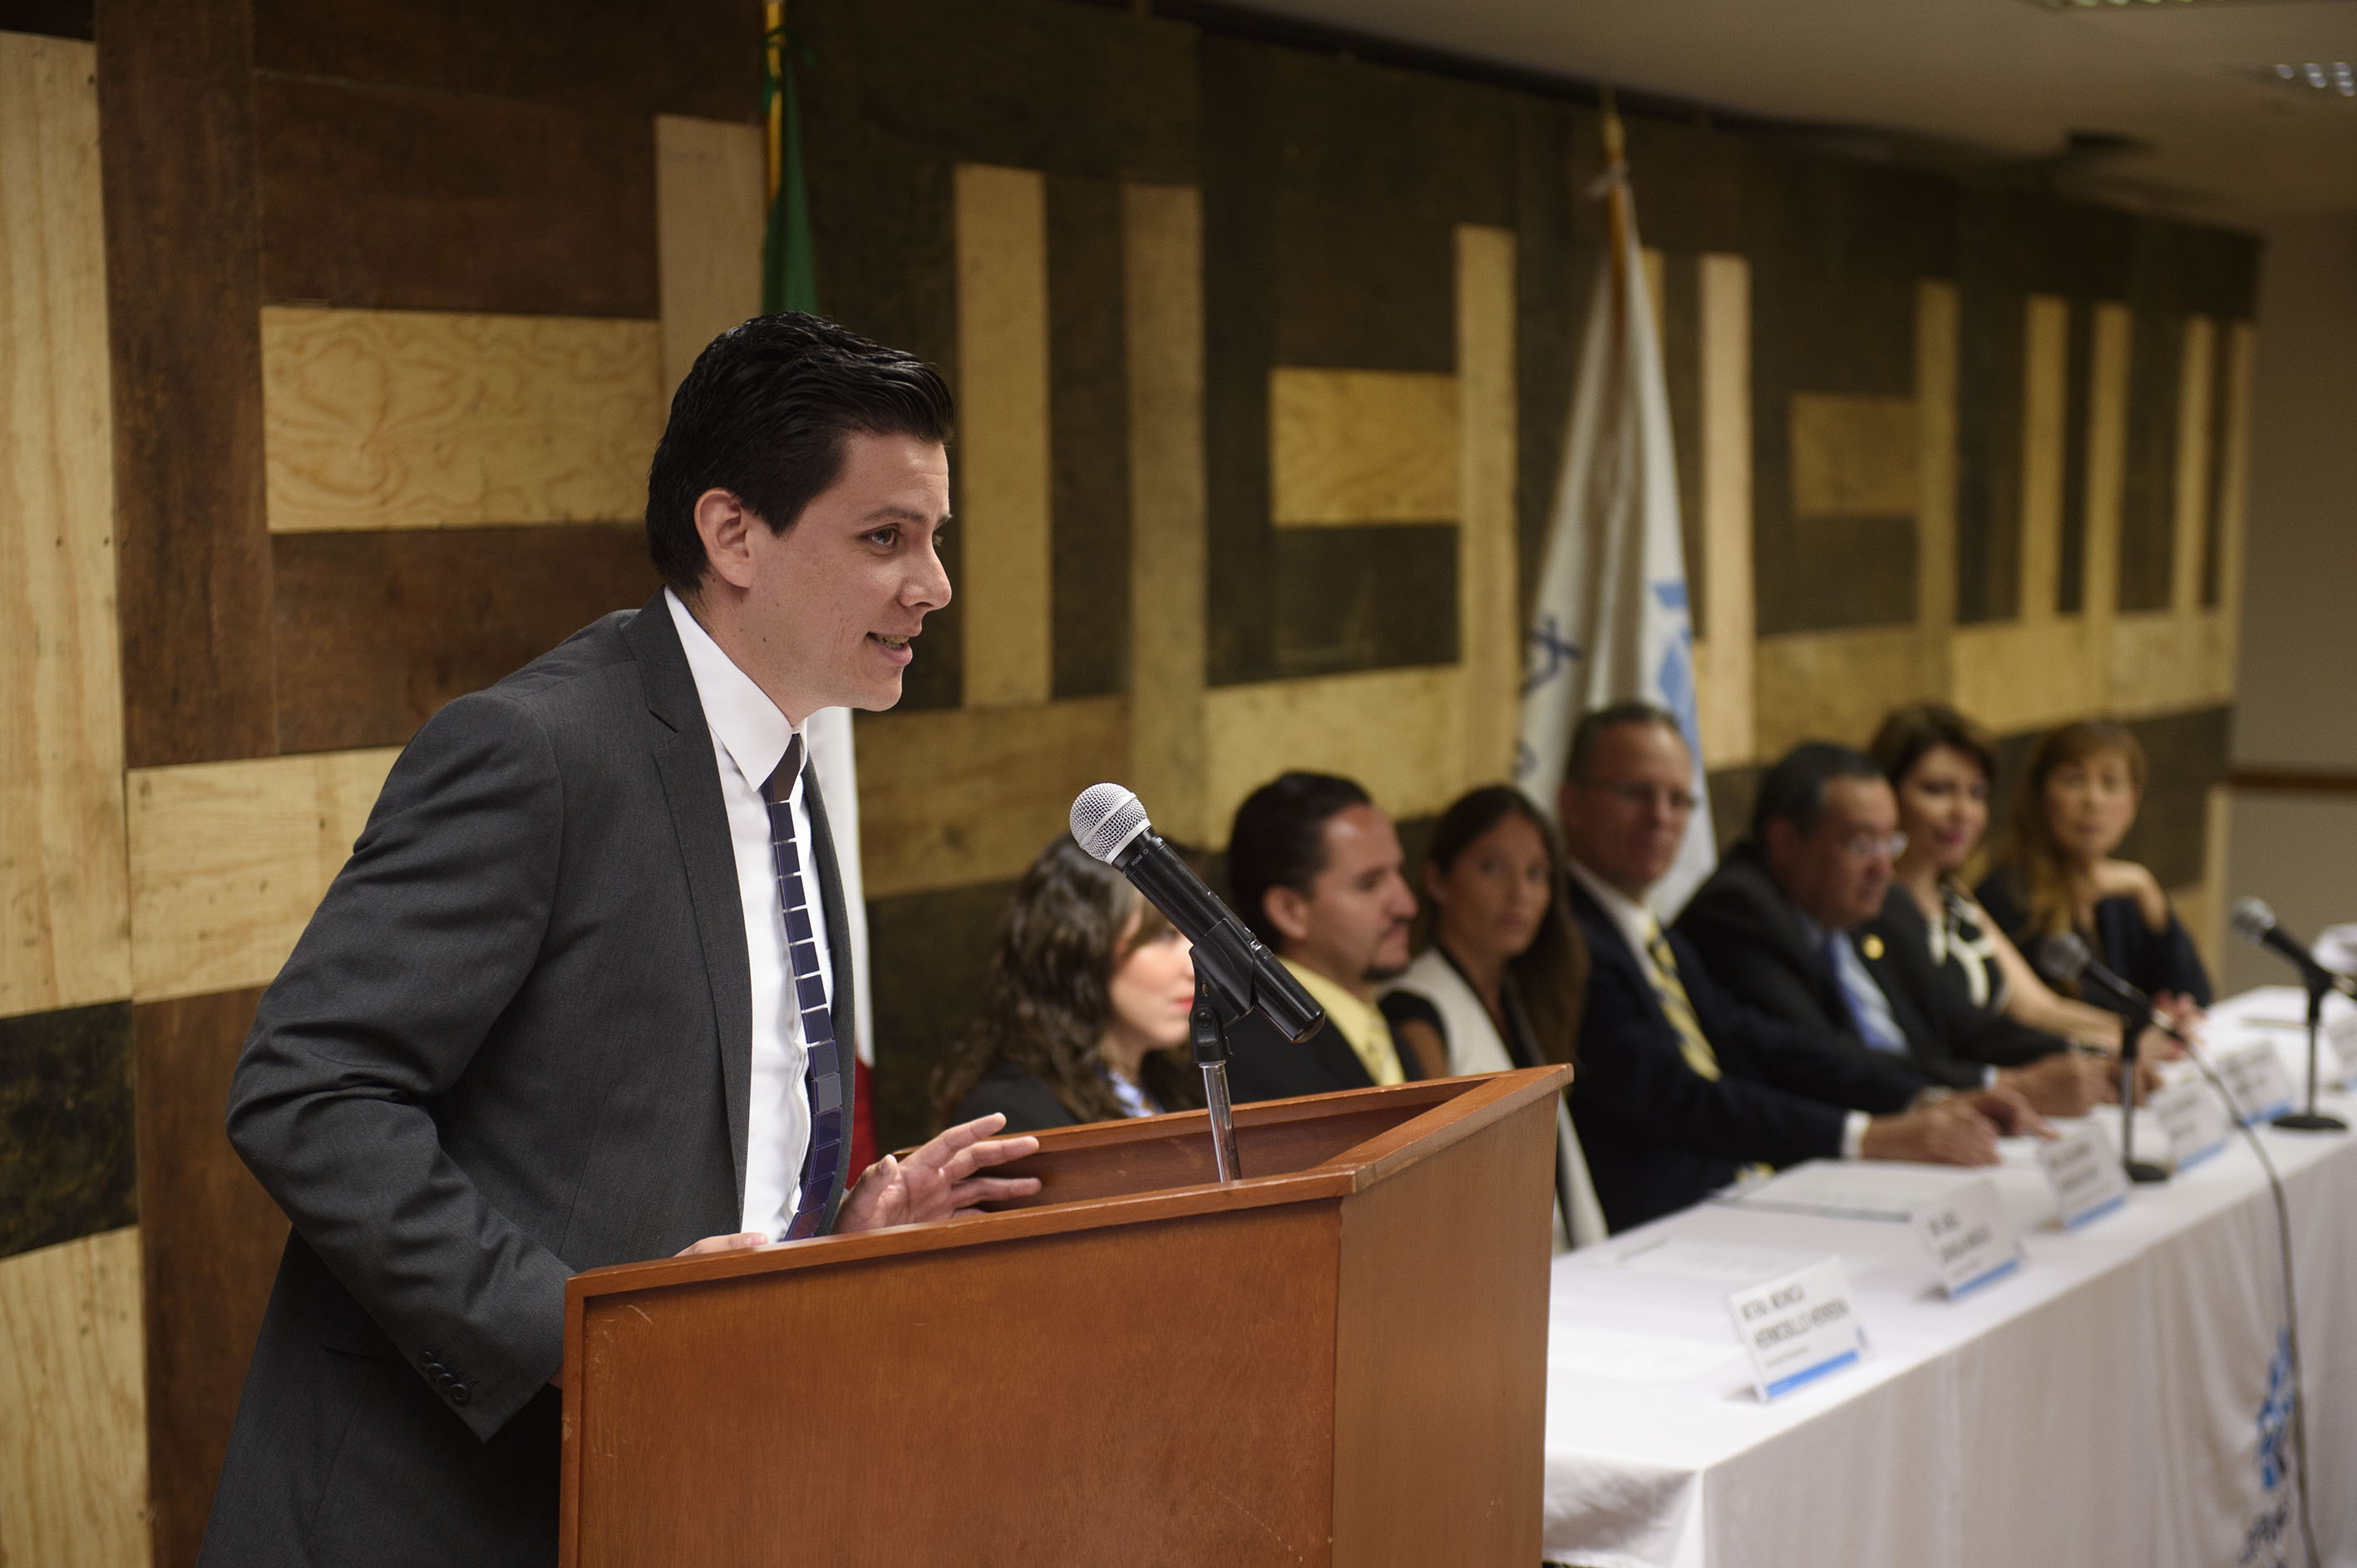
763, 735, 843, 1240
1643, 923, 1723, 1082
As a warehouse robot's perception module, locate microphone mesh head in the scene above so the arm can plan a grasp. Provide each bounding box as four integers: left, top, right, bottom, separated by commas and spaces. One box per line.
2229, 896, 2276, 945
1070, 783, 1151, 865
2035, 930, 2090, 984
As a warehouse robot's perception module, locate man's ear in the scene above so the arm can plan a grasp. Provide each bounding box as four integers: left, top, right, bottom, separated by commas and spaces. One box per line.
693, 489, 759, 592
1262, 885, 1313, 949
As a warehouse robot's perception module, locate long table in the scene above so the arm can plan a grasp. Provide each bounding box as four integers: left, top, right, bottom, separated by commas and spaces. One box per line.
1541, 987, 2357, 1568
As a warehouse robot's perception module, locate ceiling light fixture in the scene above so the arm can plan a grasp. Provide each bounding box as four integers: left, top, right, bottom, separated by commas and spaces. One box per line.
2267, 61, 2356, 97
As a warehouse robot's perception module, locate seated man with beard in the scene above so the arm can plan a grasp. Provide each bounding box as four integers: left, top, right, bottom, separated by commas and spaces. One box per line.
1222, 772, 1435, 1101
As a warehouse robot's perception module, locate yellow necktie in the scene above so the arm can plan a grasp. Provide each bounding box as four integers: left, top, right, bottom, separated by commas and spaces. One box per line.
1644, 925, 1722, 1082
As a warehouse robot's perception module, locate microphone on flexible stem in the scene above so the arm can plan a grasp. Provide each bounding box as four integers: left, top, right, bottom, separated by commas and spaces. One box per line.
2228, 898, 2351, 1132
1070, 783, 1326, 1184
2035, 932, 2170, 1181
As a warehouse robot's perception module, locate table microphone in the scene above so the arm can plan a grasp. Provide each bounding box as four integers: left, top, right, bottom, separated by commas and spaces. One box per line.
1071, 783, 1327, 1182
2034, 932, 2171, 1181
2229, 898, 2357, 1000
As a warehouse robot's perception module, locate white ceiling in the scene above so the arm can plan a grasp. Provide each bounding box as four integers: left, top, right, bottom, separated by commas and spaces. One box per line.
1231, 0, 2357, 222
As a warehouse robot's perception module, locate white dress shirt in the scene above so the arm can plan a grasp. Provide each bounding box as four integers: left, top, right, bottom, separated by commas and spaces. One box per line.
665, 589, 832, 1240
1570, 859, 1870, 1160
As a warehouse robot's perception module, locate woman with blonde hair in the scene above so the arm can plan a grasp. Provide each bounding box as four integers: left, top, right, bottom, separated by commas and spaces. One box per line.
1975, 719, 2212, 1012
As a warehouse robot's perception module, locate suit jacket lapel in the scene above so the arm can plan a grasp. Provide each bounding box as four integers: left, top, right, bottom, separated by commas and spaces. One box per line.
624, 594, 756, 1206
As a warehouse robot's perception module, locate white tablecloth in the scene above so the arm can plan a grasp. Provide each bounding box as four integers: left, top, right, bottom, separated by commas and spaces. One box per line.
1542, 987, 2357, 1568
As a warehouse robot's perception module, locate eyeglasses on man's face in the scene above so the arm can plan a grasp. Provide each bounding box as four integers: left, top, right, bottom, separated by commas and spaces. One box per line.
1835, 831, 1908, 863
1575, 777, 1699, 816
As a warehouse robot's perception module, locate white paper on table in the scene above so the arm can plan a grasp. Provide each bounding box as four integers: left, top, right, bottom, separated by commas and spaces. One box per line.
1609, 1235, 1826, 1284
1711, 1158, 1985, 1223
1546, 1324, 1746, 1382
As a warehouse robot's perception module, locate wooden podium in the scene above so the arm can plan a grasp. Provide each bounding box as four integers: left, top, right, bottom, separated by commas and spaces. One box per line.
559, 1065, 1570, 1566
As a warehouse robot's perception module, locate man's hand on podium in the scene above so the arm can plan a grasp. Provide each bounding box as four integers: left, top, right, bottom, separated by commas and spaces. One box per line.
837, 1112, 1043, 1232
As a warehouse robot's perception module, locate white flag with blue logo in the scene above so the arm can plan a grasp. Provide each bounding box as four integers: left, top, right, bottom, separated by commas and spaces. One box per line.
1514, 136, 1716, 919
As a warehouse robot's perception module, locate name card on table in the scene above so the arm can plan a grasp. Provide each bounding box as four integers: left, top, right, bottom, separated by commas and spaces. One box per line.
2152, 1079, 2231, 1171
1725, 1257, 1869, 1402
2216, 1042, 2298, 1124
2036, 1122, 2130, 1230
1910, 1176, 2023, 1298
2322, 1010, 2357, 1089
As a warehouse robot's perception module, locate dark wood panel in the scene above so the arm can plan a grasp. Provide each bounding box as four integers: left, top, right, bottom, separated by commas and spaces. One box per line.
2231, 768, 2357, 796
2057, 300, 2094, 616
0, 1001, 133, 1261
271, 525, 660, 754
249, 0, 759, 122
99, 0, 278, 767
1, 0, 93, 37
135, 987, 287, 1568
865, 878, 1019, 1151
1955, 284, 2025, 624
1047, 174, 1130, 701
1274, 524, 1460, 678
2118, 306, 2182, 614
254, 75, 658, 318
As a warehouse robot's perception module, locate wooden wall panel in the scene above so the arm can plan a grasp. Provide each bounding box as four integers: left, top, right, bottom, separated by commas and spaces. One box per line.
98, 0, 276, 768
270, 525, 659, 753
1, 32, 130, 1018
1205, 667, 1475, 846
0, 1002, 134, 1260
654, 115, 764, 397
853, 698, 1127, 897
249, 0, 760, 122
1788, 393, 1918, 517
259, 306, 664, 534
1046, 174, 1132, 703
0, 1227, 148, 1568
1915, 280, 1960, 699
1270, 368, 1459, 525
254, 76, 658, 318
127, 750, 399, 1003
1753, 626, 1932, 762
1456, 225, 1518, 784
2170, 316, 2216, 616
135, 987, 287, 1568
1696, 254, 1754, 768
953, 163, 1054, 708
1123, 183, 1211, 846
2019, 295, 2070, 623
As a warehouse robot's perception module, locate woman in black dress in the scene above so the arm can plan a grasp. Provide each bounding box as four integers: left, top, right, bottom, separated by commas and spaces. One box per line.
930, 836, 1202, 1136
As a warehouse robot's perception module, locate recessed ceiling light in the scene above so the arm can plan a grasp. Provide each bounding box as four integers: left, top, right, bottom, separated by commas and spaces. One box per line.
2264, 61, 2356, 97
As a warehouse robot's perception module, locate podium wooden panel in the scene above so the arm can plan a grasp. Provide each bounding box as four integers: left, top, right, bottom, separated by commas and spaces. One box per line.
559, 1066, 1570, 1566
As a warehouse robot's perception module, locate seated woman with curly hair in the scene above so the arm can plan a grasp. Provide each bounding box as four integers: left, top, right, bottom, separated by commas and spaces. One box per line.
931, 836, 1203, 1136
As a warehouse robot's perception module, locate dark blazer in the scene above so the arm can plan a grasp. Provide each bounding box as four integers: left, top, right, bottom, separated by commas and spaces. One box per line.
1566, 876, 1925, 1234
200, 595, 858, 1567
1675, 845, 2064, 1090
1975, 873, 2214, 1008
949, 1062, 1082, 1136
1224, 1000, 1428, 1103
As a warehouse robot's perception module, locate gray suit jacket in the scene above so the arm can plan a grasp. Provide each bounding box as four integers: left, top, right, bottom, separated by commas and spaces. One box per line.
200, 594, 857, 1566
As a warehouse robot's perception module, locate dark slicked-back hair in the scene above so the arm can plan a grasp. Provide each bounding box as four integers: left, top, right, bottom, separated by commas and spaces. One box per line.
1564, 699, 1685, 783
645, 313, 954, 594
1227, 772, 1373, 950
1751, 742, 1884, 842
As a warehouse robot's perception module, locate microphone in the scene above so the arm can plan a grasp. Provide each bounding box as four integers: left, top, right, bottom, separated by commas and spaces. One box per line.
2034, 932, 2190, 1045
2230, 898, 2357, 999
1070, 784, 1323, 1043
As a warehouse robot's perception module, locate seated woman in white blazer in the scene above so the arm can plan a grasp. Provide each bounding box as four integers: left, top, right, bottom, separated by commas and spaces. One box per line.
1383, 786, 1607, 1250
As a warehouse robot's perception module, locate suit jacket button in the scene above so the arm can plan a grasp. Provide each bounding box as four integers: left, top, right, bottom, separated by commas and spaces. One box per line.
417, 1352, 436, 1372
448, 1384, 471, 1406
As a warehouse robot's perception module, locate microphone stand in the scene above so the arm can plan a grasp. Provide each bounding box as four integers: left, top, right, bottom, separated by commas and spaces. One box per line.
2274, 976, 2349, 1133
2114, 1006, 2169, 1184
1189, 970, 1247, 1181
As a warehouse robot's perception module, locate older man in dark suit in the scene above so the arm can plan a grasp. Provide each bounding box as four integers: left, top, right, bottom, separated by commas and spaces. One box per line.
201, 317, 1040, 1566
1674, 742, 2113, 1117
1555, 703, 2040, 1233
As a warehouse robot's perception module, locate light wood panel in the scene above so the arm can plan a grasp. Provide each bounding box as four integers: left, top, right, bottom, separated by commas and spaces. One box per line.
953, 163, 1053, 708
1789, 392, 1918, 517
0, 1226, 148, 1568
1915, 280, 1959, 700
1950, 619, 2106, 737
2110, 609, 2233, 720
1205, 666, 1475, 846
127, 749, 399, 1002
1696, 254, 1753, 767
1, 33, 131, 1020
259, 305, 664, 533
654, 116, 764, 401
1456, 224, 1518, 784
2170, 316, 2216, 616
1270, 368, 1459, 525
1753, 626, 1930, 760
853, 697, 1126, 896
2019, 294, 2069, 623
1123, 183, 1210, 846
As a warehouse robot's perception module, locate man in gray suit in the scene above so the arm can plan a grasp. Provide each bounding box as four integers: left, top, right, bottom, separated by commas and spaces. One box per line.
200, 315, 1040, 1566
